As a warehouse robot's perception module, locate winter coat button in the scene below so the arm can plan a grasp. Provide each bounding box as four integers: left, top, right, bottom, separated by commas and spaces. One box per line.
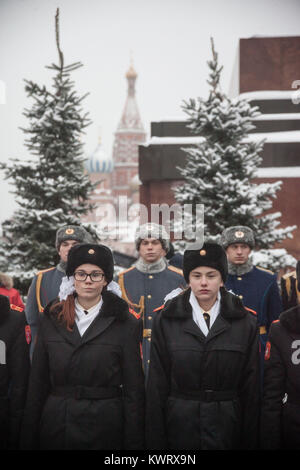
237, 277, 242, 280
147, 294, 152, 299
239, 295, 243, 299
149, 275, 153, 279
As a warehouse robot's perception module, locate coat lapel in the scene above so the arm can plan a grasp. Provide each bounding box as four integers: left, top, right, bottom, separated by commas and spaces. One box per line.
51, 317, 82, 346
79, 313, 115, 344
183, 317, 206, 342
206, 314, 231, 342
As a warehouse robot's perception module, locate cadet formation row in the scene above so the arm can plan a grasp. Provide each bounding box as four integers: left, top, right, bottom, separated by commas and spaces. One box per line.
0, 222, 299, 450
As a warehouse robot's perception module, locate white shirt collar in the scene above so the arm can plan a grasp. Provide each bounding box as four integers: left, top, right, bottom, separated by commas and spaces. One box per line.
75, 297, 103, 337
189, 290, 221, 336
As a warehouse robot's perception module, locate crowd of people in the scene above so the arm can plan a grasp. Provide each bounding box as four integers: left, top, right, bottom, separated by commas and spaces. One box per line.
0, 222, 299, 450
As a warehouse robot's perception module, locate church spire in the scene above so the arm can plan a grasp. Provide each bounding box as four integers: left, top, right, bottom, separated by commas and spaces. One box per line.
126, 57, 137, 97
117, 58, 144, 132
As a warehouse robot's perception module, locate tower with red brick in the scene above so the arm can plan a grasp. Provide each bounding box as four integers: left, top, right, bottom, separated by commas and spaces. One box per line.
112, 62, 147, 208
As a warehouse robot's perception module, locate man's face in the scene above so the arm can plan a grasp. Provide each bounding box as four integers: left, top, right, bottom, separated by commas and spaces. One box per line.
189, 266, 223, 307
58, 239, 80, 263
138, 238, 166, 264
226, 243, 251, 265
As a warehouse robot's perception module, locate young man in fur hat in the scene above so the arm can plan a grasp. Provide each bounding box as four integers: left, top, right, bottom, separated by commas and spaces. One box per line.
117, 223, 186, 379
146, 242, 260, 450
25, 224, 93, 358
220, 225, 282, 375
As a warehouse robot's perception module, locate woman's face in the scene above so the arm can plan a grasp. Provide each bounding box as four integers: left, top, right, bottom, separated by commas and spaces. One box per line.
74, 263, 107, 304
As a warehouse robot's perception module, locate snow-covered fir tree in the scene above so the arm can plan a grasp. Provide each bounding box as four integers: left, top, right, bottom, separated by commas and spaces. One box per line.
0, 9, 96, 293
174, 38, 296, 270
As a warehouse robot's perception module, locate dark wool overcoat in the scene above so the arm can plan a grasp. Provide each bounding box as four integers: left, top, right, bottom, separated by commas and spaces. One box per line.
225, 266, 282, 369
0, 294, 30, 449
20, 291, 145, 450
146, 287, 260, 450
261, 305, 300, 449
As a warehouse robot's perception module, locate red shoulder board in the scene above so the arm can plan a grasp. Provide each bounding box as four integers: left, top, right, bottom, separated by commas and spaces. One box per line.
129, 307, 140, 319
10, 304, 23, 312
265, 341, 271, 360
245, 306, 257, 316
272, 319, 280, 324
25, 325, 31, 344
153, 304, 164, 313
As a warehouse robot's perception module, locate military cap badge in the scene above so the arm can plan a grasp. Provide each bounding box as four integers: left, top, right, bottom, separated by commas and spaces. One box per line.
235, 231, 244, 238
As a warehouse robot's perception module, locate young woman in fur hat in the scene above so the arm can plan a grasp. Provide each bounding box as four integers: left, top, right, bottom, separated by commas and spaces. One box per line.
146, 242, 260, 450
21, 244, 145, 450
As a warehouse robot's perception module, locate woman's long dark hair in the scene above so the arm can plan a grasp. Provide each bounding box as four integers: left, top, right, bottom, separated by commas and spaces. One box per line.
50, 295, 76, 331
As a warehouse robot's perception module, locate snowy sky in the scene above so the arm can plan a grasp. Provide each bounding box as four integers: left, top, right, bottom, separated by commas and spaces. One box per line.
1, 0, 300, 225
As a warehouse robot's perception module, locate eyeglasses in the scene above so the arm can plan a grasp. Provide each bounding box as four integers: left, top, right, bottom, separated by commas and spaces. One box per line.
74, 271, 105, 282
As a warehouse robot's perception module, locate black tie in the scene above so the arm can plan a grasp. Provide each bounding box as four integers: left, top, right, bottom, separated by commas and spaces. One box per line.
203, 312, 210, 329
84, 310, 89, 315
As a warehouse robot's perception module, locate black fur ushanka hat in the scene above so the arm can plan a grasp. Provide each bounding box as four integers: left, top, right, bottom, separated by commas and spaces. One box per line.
183, 242, 228, 283
66, 243, 114, 283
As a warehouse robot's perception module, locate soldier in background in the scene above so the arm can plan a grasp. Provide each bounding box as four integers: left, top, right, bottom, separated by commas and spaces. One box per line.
220, 225, 282, 379
25, 224, 93, 358
118, 223, 186, 379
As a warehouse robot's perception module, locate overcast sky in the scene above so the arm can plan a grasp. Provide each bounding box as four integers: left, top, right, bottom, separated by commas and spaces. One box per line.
1, 0, 300, 225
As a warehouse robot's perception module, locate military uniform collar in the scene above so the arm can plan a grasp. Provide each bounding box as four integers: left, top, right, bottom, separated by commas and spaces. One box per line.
228, 259, 253, 276
162, 287, 247, 321
56, 261, 67, 273
135, 257, 167, 274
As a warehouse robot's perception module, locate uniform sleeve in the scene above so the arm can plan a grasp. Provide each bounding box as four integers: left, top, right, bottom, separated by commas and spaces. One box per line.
24, 276, 39, 358
7, 313, 30, 449
260, 324, 285, 449
145, 312, 170, 449
122, 317, 145, 450
20, 319, 51, 449
239, 317, 260, 449
266, 277, 283, 331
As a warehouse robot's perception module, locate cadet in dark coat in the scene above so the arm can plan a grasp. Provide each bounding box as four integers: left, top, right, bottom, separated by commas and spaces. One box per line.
21, 244, 145, 450
146, 243, 260, 450
118, 223, 186, 379
0, 294, 30, 449
261, 304, 300, 449
25, 224, 93, 358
